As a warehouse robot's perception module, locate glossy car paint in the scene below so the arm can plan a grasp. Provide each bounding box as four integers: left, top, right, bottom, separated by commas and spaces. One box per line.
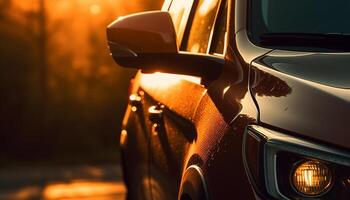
107, 11, 178, 54
114, 0, 350, 199
251, 51, 350, 150
107, 10, 224, 80
118, 0, 268, 199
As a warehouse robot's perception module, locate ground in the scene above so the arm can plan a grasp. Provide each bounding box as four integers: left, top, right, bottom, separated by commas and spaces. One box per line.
0, 164, 126, 200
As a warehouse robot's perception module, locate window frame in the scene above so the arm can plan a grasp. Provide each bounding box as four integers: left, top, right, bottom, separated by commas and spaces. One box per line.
208, 0, 228, 57
161, 0, 172, 11
173, 0, 228, 57
167, 0, 196, 46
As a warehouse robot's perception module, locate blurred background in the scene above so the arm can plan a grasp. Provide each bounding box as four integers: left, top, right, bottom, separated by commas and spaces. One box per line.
0, 0, 162, 199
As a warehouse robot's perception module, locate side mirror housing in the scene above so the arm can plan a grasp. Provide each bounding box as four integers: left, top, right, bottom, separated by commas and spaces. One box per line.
107, 11, 223, 80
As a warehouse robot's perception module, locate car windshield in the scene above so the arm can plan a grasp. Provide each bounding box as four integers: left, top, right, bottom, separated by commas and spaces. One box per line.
249, 0, 350, 51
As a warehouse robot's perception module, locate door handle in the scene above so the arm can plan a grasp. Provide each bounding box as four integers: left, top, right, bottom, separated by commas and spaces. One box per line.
148, 105, 164, 124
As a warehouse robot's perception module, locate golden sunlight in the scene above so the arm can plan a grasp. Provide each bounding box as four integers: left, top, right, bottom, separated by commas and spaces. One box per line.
43, 181, 126, 199
199, 0, 219, 16
90, 4, 101, 15
140, 72, 201, 89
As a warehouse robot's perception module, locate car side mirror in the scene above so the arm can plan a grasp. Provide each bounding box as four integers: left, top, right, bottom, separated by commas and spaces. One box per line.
107, 11, 223, 80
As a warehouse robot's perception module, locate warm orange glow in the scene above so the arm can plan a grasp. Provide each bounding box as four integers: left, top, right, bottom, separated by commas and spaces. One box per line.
292, 161, 332, 196
0, 186, 41, 199
198, 0, 219, 16
189, 43, 201, 53
168, 0, 194, 42
0, 181, 125, 200
129, 94, 142, 102
0, 0, 164, 189
43, 181, 126, 199
90, 4, 101, 15
140, 73, 201, 89
168, 0, 187, 32
120, 129, 127, 145
5, 0, 164, 104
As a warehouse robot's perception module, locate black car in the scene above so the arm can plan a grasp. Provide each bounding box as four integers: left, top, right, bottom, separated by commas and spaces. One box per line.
106, 0, 350, 199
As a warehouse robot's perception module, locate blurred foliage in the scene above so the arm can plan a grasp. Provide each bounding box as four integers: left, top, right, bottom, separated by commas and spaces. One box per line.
0, 0, 162, 165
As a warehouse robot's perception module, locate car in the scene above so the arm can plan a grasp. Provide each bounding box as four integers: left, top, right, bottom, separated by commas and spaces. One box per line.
106, 0, 350, 199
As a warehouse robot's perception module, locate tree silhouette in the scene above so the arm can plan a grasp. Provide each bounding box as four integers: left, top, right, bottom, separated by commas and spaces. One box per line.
0, 0, 164, 164
37, 0, 48, 135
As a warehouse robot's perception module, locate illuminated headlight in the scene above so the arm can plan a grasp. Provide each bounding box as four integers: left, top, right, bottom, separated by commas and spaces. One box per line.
291, 160, 332, 196
243, 125, 350, 200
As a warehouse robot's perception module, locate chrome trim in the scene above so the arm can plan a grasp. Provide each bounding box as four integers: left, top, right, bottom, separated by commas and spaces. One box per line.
248, 125, 350, 200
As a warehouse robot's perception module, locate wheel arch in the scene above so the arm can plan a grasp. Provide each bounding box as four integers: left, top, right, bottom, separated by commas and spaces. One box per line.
178, 165, 209, 200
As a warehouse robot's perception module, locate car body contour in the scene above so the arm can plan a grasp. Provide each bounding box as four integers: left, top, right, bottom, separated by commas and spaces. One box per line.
106, 0, 350, 199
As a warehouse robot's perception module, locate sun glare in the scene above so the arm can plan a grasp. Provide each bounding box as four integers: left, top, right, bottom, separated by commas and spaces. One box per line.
43, 181, 126, 199
140, 72, 201, 89
90, 4, 101, 15
199, 0, 219, 16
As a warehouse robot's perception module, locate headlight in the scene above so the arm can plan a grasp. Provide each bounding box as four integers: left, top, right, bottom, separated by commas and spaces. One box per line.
291, 160, 332, 196
243, 125, 350, 200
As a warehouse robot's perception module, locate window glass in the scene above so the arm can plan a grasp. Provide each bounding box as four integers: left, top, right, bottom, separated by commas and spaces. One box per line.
250, 0, 350, 48
184, 0, 221, 53
210, 3, 227, 55
259, 0, 350, 33
169, 0, 194, 42
161, 0, 172, 11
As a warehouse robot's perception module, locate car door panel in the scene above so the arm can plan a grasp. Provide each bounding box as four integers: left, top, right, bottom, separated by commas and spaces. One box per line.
139, 74, 205, 121
138, 73, 206, 200
121, 74, 153, 200
201, 64, 259, 199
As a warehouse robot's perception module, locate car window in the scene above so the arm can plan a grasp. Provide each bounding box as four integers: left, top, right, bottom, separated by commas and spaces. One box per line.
162, 0, 172, 11
210, 2, 227, 55
183, 0, 221, 53
168, 0, 195, 43
250, 0, 350, 51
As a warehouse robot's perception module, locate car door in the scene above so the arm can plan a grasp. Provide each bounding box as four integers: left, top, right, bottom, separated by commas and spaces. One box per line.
137, 0, 227, 199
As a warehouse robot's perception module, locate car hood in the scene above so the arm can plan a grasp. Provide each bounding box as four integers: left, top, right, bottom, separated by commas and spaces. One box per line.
259, 51, 350, 89
250, 50, 350, 149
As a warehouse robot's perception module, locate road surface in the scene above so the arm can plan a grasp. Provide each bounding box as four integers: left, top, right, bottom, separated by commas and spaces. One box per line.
0, 164, 126, 200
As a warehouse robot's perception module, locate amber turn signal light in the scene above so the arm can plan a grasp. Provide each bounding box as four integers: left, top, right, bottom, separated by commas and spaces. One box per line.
291, 160, 333, 196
